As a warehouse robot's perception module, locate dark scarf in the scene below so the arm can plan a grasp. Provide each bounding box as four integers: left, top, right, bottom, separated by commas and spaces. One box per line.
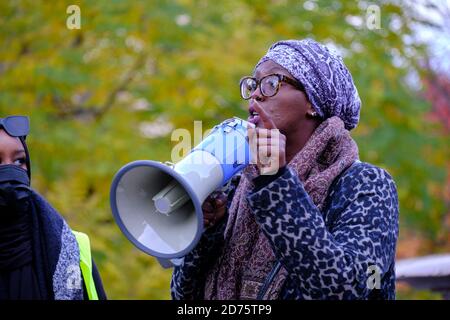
204, 116, 359, 299
0, 165, 83, 300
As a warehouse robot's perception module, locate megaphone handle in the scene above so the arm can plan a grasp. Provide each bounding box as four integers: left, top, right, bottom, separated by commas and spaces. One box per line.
203, 190, 228, 227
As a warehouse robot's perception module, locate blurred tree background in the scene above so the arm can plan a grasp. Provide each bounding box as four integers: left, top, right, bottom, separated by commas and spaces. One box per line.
0, 0, 448, 299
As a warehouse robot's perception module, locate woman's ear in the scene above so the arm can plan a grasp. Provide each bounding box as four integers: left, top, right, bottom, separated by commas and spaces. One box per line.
305, 103, 318, 118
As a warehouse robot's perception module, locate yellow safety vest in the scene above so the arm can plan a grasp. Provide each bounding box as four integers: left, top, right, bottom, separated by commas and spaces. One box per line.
72, 231, 99, 300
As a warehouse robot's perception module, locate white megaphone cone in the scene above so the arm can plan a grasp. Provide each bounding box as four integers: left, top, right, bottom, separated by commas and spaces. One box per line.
110, 117, 254, 268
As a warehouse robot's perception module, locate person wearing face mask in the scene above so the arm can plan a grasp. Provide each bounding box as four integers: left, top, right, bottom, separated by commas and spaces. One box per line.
0, 116, 106, 300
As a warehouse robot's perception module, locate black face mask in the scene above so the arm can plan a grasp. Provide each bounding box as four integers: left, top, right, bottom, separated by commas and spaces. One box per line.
0, 165, 31, 219
0, 164, 35, 282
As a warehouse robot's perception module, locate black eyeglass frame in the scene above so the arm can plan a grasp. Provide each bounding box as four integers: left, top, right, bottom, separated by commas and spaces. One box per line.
239, 73, 305, 100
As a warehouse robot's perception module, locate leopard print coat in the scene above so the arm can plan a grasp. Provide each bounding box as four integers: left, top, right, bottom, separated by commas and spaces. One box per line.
171, 161, 399, 300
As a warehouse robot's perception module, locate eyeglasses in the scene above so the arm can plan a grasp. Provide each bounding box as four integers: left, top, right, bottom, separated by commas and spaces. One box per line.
0, 116, 30, 137
239, 73, 305, 100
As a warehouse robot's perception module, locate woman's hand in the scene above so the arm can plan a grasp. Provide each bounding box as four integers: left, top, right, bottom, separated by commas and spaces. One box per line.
202, 191, 227, 228
248, 102, 287, 175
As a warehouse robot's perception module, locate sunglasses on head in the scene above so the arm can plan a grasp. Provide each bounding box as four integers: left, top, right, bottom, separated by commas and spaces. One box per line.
0, 116, 30, 138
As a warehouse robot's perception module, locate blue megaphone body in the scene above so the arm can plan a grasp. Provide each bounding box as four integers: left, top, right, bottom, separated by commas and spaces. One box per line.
110, 117, 254, 267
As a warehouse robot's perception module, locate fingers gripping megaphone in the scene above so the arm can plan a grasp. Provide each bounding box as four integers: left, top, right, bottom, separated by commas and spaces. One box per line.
110, 118, 254, 268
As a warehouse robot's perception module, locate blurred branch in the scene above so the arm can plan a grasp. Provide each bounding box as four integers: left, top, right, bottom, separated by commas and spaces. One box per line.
408, 0, 450, 31
423, 0, 450, 30
96, 52, 147, 121
1, 33, 82, 76
0, 42, 30, 76
51, 51, 147, 122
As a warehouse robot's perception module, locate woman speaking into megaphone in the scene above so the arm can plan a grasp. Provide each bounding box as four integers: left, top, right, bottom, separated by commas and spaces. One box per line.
202, 100, 286, 230
201, 102, 286, 228
171, 39, 399, 300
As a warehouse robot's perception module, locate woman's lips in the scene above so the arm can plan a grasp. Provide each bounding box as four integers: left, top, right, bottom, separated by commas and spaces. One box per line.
248, 103, 260, 125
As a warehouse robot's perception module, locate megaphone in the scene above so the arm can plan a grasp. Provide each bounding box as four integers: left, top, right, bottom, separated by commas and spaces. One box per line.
110, 117, 254, 267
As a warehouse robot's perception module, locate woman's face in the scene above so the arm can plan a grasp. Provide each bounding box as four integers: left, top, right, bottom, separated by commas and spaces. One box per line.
0, 129, 27, 170
248, 60, 312, 135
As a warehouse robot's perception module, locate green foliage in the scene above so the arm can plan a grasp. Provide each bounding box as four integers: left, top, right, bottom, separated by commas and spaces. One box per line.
0, 0, 448, 299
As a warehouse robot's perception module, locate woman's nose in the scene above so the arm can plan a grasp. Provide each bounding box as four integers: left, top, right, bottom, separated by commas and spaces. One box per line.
250, 86, 264, 101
